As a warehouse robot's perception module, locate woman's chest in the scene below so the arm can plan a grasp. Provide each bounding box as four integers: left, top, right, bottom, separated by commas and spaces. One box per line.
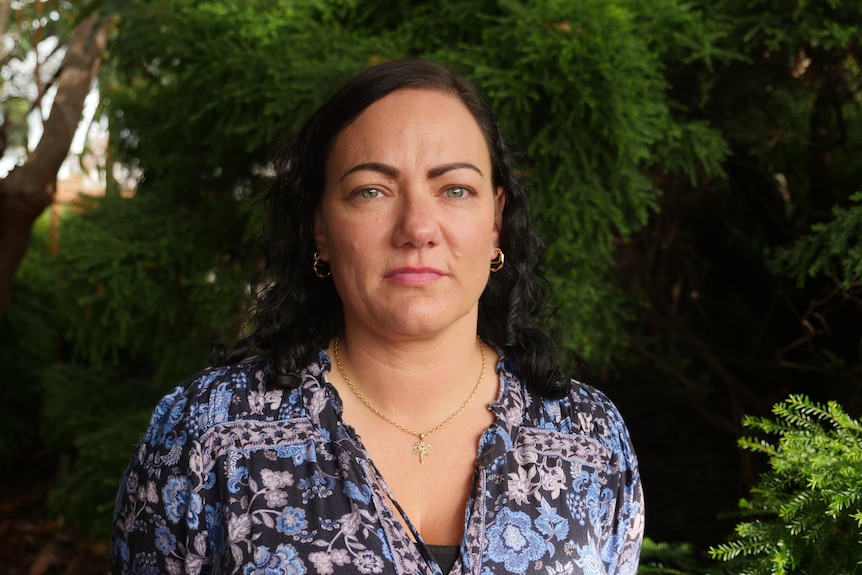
195, 419, 617, 574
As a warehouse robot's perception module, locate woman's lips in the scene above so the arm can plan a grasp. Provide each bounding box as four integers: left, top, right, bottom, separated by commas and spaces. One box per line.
384, 267, 445, 286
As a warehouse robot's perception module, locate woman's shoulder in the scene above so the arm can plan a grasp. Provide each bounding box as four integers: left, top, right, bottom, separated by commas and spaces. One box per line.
563, 379, 638, 459
514, 368, 633, 445
498, 358, 612, 421
566, 379, 624, 422
142, 356, 279, 443
178, 356, 272, 404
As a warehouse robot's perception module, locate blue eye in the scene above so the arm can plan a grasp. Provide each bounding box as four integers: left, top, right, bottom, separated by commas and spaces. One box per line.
445, 186, 467, 198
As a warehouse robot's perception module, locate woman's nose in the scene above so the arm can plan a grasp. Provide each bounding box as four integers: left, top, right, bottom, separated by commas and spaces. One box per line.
392, 190, 439, 248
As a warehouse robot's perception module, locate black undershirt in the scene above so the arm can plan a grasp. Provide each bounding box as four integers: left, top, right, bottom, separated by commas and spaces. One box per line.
427, 545, 459, 574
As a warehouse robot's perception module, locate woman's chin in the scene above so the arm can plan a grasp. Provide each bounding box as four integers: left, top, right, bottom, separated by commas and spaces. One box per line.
363, 305, 477, 340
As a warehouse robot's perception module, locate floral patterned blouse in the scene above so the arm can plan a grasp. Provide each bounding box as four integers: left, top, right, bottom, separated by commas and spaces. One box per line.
110, 350, 643, 575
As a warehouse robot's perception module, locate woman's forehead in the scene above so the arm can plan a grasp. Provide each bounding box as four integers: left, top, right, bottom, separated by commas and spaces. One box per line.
326, 88, 493, 174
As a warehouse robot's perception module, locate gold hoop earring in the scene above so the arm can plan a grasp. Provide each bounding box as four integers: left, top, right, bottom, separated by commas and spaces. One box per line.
490, 248, 505, 272
313, 251, 331, 278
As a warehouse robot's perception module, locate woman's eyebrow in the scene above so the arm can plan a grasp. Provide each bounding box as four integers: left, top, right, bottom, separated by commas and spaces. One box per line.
338, 162, 400, 182
338, 161, 483, 182
427, 162, 483, 179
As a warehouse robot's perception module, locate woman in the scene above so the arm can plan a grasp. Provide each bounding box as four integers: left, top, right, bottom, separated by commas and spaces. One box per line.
110, 58, 643, 575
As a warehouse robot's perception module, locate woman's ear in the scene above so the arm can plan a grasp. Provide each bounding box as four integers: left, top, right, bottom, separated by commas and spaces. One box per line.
493, 186, 506, 247
313, 206, 327, 259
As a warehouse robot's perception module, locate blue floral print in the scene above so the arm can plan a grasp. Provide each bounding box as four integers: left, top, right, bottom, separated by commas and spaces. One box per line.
110, 351, 643, 574
574, 540, 605, 575
162, 475, 193, 523
276, 507, 307, 536
536, 496, 570, 544
146, 392, 187, 446
155, 527, 177, 554
242, 544, 305, 575
486, 508, 546, 573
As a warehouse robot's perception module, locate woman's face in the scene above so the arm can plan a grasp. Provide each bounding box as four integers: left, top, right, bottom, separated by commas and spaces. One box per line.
315, 88, 505, 341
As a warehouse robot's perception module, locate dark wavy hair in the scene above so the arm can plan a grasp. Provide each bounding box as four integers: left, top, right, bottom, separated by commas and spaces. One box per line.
221, 58, 569, 399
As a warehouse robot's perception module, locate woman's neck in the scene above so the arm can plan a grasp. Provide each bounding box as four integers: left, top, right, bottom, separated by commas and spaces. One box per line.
329, 326, 492, 428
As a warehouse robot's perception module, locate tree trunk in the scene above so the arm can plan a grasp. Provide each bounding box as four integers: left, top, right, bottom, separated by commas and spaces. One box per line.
0, 11, 112, 318
0, 0, 12, 40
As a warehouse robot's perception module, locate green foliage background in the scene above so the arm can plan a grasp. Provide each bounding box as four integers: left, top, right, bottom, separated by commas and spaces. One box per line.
2, 0, 860, 572
710, 396, 862, 573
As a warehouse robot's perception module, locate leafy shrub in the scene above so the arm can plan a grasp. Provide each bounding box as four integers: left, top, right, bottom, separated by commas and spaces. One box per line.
638, 538, 706, 574
775, 191, 862, 289
710, 395, 862, 573
50, 192, 251, 532
0, 211, 59, 470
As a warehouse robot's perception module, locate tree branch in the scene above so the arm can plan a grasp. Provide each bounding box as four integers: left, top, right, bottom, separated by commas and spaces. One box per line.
0, 0, 11, 42
0, 11, 113, 318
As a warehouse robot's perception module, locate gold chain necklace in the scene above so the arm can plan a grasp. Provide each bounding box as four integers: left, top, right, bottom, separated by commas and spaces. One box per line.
333, 335, 486, 464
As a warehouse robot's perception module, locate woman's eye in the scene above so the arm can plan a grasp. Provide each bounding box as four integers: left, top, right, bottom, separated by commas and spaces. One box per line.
358, 188, 382, 199
445, 186, 468, 199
